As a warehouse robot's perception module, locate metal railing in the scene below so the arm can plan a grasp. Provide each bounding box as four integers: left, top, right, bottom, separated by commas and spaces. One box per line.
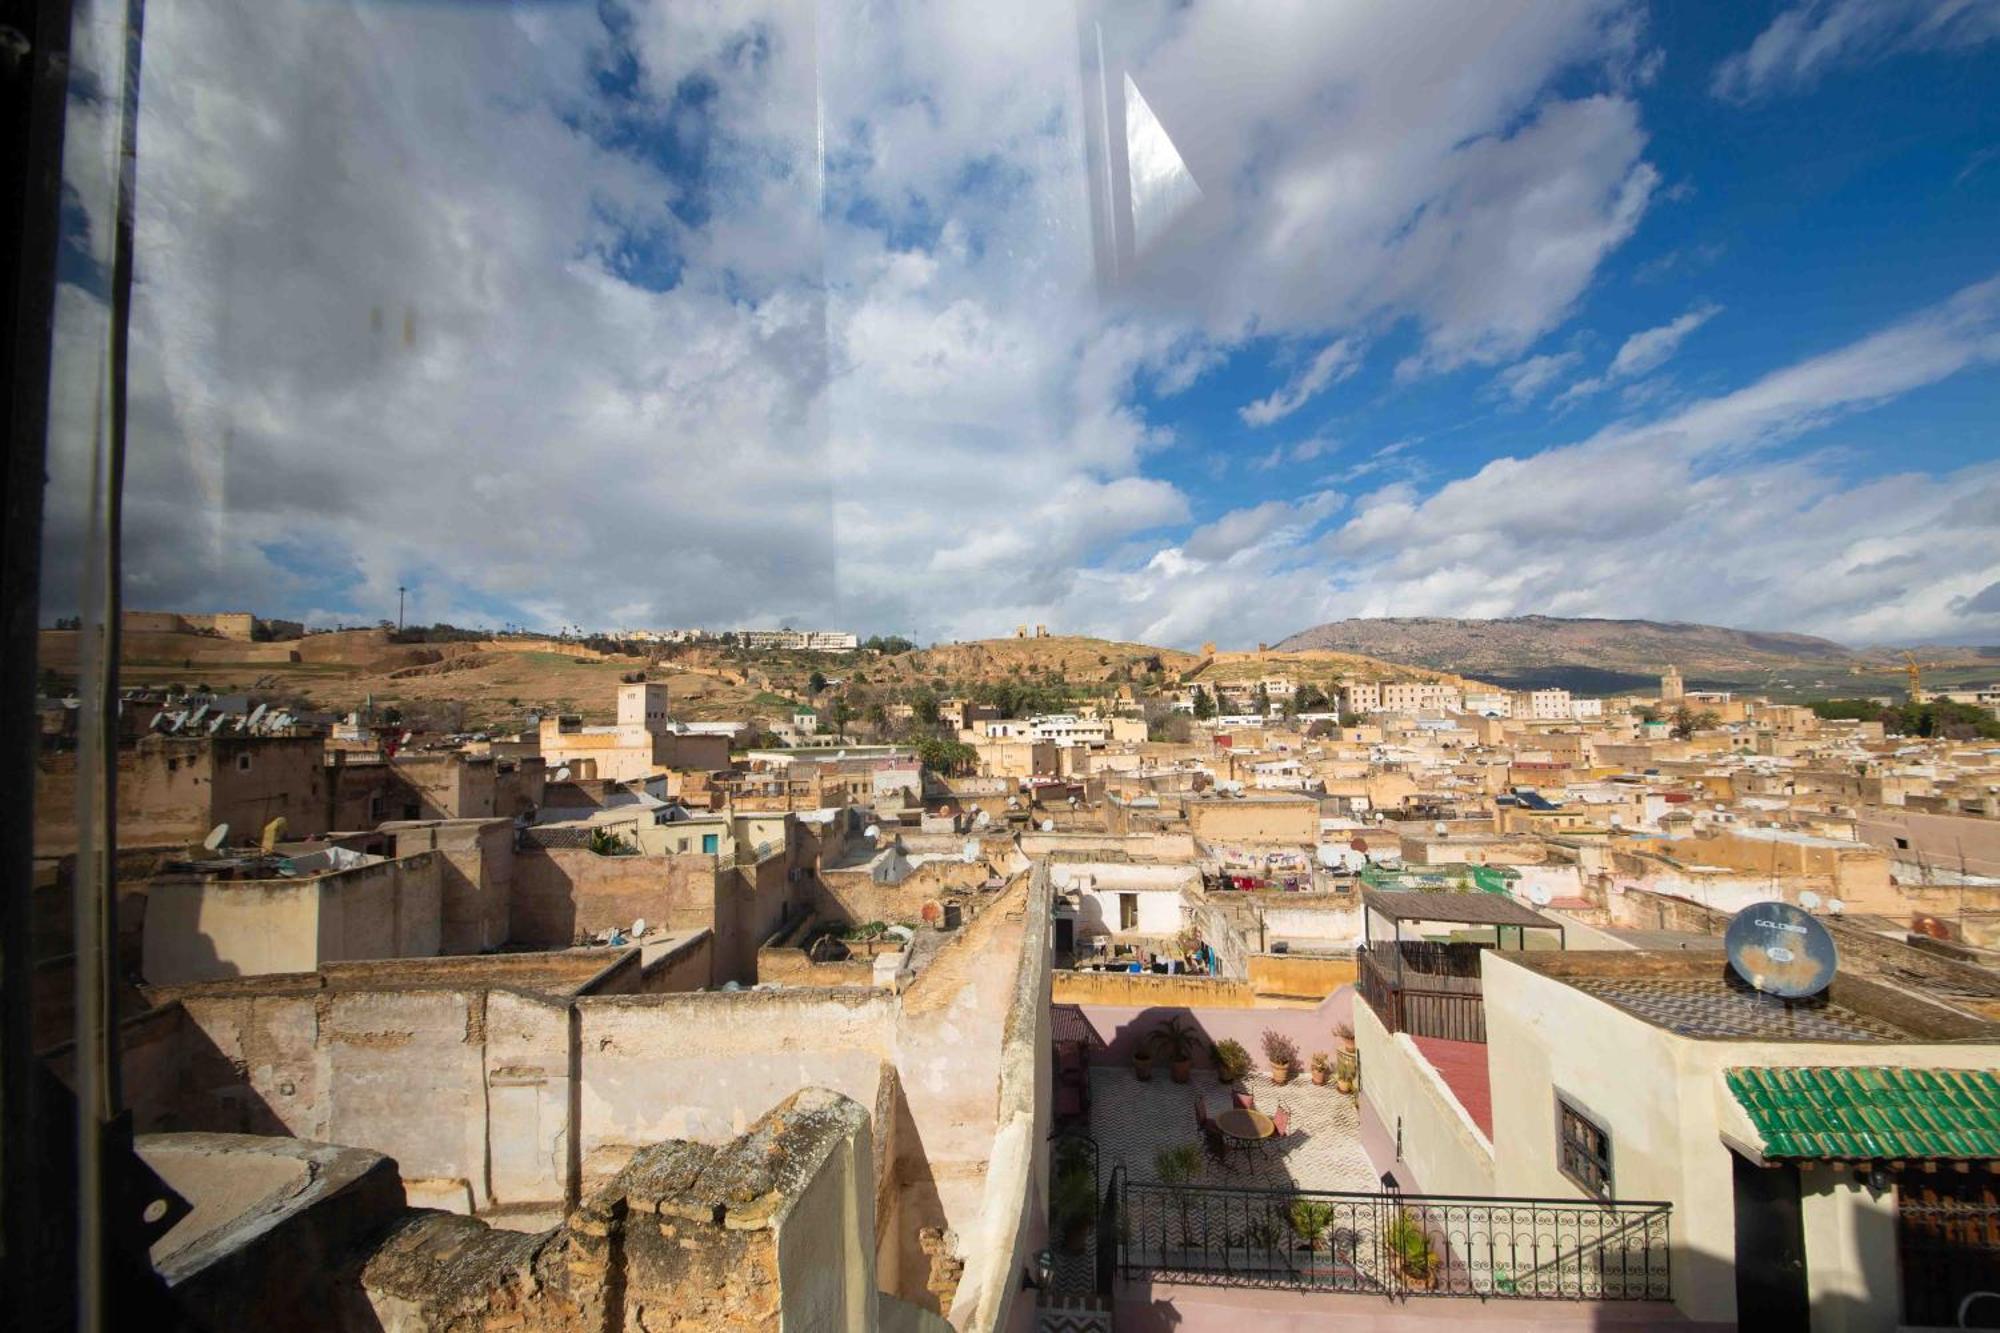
1116, 1178, 1671, 1301
1357, 946, 1488, 1043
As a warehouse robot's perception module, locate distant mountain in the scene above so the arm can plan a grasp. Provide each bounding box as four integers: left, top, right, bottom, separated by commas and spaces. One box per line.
1272, 615, 1857, 683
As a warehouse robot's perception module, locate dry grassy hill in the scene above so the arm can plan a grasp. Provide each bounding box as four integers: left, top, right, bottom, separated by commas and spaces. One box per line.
40, 629, 786, 731
1191, 648, 1484, 690
877, 636, 1202, 686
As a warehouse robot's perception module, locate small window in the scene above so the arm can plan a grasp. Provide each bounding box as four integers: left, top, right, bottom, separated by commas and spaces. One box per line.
1894, 837, 1910, 850
1118, 892, 1138, 931
368, 795, 385, 821
1557, 1095, 1612, 1198
237, 753, 253, 771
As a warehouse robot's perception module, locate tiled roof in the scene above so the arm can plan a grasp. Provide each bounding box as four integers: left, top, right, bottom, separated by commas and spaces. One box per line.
1727, 1066, 2000, 1160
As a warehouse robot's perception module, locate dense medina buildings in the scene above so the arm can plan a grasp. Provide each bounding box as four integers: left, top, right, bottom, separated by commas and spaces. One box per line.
27, 634, 2000, 1330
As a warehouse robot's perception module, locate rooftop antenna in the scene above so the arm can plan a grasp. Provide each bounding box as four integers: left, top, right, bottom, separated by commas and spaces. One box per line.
1724, 900, 1837, 1004
398, 584, 406, 631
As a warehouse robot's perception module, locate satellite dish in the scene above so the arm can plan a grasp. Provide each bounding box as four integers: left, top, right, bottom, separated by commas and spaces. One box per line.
1316, 843, 1339, 868
1528, 883, 1553, 906
631, 917, 647, 937
864, 824, 880, 840
1051, 865, 1072, 888
1041, 819, 1055, 832
555, 766, 573, 781
1797, 890, 1822, 910
203, 823, 229, 851
972, 809, 991, 828
1827, 899, 1845, 915
1725, 901, 1838, 1000
961, 840, 979, 864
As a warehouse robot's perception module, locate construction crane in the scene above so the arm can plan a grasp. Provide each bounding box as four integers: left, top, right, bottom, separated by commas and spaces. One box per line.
1901, 650, 1948, 704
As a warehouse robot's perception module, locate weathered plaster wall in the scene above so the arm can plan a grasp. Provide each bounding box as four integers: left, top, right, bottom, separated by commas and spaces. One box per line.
510, 847, 717, 948
388, 819, 514, 953
573, 989, 899, 1188
1246, 952, 1356, 1000
142, 853, 442, 985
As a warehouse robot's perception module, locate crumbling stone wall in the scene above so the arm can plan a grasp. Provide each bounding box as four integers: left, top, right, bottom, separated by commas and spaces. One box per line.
360, 1088, 878, 1332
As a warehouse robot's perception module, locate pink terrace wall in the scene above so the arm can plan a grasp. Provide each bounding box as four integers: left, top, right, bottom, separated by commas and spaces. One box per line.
1057, 986, 1355, 1073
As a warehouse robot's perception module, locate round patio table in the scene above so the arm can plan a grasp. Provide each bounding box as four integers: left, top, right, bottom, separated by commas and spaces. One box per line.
1215, 1107, 1274, 1143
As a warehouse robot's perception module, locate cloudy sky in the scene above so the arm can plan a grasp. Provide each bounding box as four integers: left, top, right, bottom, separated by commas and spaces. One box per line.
43, 0, 2000, 649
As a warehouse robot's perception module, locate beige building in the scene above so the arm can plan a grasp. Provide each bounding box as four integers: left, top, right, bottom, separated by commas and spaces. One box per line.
1358, 925, 2000, 1329
536, 683, 732, 782
1188, 793, 1319, 844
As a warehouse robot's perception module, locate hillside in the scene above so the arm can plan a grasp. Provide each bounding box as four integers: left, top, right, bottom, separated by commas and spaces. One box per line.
40, 628, 778, 731
1273, 616, 1856, 674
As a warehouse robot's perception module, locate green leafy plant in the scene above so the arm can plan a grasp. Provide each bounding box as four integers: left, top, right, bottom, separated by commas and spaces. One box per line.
1211, 1038, 1251, 1084
1310, 1051, 1333, 1082
1287, 1200, 1334, 1251
1152, 1015, 1201, 1063
1154, 1143, 1203, 1187
1242, 1212, 1286, 1249
587, 827, 637, 856
1050, 1162, 1099, 1252
1386, 1209, 1438, 1278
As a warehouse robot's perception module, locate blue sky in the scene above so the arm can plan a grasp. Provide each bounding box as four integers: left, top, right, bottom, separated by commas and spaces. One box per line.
42, 0, 2000, 649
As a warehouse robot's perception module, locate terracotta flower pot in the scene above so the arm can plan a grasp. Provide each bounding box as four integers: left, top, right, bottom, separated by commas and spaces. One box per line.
1134, 1052, 1154, 1082
1310, 1067, 1330, 1086
1271, 1061, 1294, 1086
1171, 1059, 1192, 1083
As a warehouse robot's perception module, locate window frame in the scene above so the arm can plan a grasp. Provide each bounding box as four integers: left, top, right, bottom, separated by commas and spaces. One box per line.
1555, 1092, 1613, 1199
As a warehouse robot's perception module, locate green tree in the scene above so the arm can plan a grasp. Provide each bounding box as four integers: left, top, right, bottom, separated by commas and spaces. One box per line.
807, 670, 828, 695
1191, 686, 1215, 721
827, 699, 854, 737
916, 736, 978, 776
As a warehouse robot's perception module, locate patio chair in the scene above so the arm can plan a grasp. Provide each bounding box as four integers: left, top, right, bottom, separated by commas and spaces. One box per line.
1261, 1105, 1293, 1162
1200, 1118, 1237, 1175
1231, 1090, 1255, 1110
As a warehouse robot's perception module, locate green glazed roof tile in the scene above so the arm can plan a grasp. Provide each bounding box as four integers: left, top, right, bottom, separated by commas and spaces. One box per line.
1726, 1066, 2000, 1161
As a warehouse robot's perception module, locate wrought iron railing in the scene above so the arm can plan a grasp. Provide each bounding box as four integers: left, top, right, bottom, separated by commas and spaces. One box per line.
1357, 946, 1488, 1043
1117, 1179, 1670, 1301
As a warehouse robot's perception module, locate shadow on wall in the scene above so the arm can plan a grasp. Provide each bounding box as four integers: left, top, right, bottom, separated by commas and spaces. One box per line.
889, 1073, 954, 1314
1066, 990, 1354, 1075
125, 1003, 294, 1139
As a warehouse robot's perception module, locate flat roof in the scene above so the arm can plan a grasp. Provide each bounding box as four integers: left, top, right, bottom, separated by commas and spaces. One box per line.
1362, 889, 1558, 929
1503, 951, 2000, 1044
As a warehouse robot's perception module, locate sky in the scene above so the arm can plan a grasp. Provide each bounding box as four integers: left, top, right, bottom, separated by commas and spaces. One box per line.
41, 0, 2000, 650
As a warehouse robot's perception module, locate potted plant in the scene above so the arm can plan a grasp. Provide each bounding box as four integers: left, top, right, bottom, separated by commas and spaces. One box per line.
1333, 1052, 1357, 1096
1050, 1161, 1099, 1254
1335, 1021, 1355, 1053
1286, 1199, 1334, 1253
1132, 1035, 1155, 1082
1385, 1209, 1441, 1289
1263, 1029, 1299, 1085
1155, 1143, 1205, 1250
1309, 1051, 1333, 1086
1211, 1038, 1251, 1085
1152, 1015, 1201, 1083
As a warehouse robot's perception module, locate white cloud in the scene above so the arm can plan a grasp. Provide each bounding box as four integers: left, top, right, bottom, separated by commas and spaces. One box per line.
59, 0, 1990, 654
1713, 0, 2000, 101
1558, 302, 1720, 403
1495, 351, 1582, 403
1239, 339, 1362, 426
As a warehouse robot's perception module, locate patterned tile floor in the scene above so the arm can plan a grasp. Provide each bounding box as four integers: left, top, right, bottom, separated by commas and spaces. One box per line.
1088, 1065, 1383, 1193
